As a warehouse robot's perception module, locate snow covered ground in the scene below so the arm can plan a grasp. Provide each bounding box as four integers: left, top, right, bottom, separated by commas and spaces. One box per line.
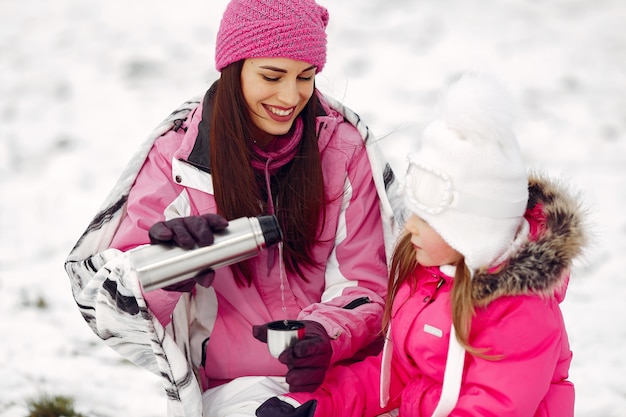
1, 0, 625, 415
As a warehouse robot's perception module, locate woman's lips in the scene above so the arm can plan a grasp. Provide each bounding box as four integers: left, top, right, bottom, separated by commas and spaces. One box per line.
264, 104, 295, 123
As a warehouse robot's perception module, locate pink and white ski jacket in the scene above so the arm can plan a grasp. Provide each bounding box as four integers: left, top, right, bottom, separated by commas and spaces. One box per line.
110, 87, 392, 387
288, 174, 589, 417
65, 85, 401, 415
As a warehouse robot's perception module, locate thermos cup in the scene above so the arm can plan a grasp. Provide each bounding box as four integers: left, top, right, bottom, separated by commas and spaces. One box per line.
129, 215, 282, 292
266, 320, 306, 358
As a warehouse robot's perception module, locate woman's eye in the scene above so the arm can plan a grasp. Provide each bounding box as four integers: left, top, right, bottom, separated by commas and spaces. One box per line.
298, 75, 314, 81
262, 75, 280, 82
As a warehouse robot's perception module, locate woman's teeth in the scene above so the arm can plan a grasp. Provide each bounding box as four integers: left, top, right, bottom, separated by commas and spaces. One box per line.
268, 106, 293, 117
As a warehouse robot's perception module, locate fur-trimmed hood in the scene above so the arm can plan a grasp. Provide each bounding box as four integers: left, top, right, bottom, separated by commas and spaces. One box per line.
472, 172, 589, 306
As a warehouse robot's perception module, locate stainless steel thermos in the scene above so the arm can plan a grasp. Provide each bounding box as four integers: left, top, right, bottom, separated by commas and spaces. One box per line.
129, 215, 283, 292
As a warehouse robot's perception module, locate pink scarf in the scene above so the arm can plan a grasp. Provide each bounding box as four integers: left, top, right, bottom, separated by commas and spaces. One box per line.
249, 117, 303, 214
249, 118, 303, 176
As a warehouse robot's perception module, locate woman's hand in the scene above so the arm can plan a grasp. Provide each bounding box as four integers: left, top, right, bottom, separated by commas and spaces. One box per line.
148, 213, 229, 249
253, 320, 332, 392
148, 213, 229, 292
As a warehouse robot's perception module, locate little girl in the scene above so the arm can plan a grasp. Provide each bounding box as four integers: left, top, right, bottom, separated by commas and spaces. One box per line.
255, 72, 589, 416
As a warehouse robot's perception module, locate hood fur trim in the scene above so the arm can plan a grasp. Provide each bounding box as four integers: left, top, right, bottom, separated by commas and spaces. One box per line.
472, 172, 589, 306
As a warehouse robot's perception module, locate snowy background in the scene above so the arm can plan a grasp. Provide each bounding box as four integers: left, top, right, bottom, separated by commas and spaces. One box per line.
1, 0, 625, 415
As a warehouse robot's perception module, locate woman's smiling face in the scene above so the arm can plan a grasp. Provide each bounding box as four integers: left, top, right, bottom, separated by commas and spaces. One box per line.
240, 57, 317, 136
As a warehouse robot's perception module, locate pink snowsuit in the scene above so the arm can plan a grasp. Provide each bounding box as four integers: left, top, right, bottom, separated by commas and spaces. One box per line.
289, 175, 586, 416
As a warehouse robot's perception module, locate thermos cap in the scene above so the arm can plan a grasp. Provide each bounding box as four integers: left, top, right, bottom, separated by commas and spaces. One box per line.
257, 215, 283, 247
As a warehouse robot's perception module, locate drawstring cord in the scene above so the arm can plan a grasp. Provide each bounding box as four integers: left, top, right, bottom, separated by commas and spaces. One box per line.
250, 118, 303, 314
264, 157, 277, 274
263, 157, 275, 215
250, 117, 302, 275
263, 156, 288, 317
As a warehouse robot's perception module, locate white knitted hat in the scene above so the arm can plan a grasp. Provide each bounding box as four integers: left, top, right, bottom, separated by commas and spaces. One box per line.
403, 72, 529, 271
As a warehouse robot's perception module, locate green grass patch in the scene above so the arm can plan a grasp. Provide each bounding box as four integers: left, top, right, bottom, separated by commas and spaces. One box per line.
25, 394, 86, 417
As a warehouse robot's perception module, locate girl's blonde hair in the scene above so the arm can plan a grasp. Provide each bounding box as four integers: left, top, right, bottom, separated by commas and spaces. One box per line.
383, 230, 491, 357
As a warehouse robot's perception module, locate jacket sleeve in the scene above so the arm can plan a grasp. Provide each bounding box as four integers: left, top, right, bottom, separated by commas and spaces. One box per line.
63, 99, 205, 417
110, 132, 193, 326
297, 121, 390, 364
401, 295, 567, 416
287, 353, 395, 417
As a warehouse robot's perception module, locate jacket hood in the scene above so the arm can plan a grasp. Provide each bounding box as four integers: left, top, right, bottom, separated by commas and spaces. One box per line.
471, 172, 589, 307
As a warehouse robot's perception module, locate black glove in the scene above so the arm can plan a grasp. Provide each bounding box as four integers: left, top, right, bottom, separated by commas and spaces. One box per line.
149, 213, 228, 249
253, 320, 332, 392
148, 213, 229, 292
256, 397, 317, 417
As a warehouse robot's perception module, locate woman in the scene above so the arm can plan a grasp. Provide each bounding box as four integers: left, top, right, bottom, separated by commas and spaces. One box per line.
64, 0, 400, 415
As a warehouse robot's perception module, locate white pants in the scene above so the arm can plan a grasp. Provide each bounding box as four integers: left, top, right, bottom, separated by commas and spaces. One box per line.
201, 376, 400, 417
202, 376, 290, 417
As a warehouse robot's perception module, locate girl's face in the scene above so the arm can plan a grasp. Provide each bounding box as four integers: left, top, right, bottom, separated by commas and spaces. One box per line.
241, 57, 317, 136
404, 214, 463, 267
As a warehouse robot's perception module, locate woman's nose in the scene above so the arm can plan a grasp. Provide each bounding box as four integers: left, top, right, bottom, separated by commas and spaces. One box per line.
277, 80, 299, 106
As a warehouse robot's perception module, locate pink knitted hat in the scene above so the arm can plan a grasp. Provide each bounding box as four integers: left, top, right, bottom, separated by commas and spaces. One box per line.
215, 0, 329, 72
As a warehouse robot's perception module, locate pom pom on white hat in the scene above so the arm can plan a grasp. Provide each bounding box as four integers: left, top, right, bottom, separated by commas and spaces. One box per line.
403, 72, 529, 271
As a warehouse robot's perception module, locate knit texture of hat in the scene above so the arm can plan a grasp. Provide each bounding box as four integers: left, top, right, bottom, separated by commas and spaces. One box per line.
215, 0, 329, 72
403, 72, 529, 271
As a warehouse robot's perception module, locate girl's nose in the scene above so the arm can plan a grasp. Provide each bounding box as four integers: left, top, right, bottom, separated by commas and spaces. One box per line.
404, 215, 421, 235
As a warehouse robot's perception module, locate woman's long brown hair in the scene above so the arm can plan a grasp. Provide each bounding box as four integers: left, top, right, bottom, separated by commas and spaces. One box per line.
383, 231, 491, 357
209, 60, 326, 286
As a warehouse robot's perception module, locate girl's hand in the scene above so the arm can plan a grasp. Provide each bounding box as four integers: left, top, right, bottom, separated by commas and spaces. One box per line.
256, 397, 317, 417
